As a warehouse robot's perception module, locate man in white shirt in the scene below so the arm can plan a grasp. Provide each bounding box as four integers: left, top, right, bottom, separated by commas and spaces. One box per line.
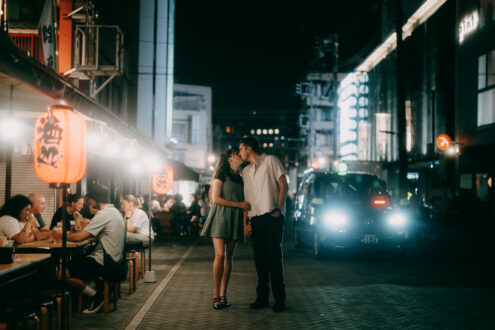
239, 136, 288, 312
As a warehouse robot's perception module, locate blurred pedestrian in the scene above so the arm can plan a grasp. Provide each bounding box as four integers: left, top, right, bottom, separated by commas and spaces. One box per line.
187, 194, 201, 235
170, 194, 187, 235
201, 149, 250, 309
239, 136, 288, 312
198, 191, 210, 227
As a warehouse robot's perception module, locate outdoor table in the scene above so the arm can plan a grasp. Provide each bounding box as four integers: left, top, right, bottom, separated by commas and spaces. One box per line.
15, 238, 96, 254
0, 254, 51, 289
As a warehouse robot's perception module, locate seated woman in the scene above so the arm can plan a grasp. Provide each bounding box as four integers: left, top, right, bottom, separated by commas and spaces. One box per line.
0, 195, 50, 244
122, 195, 154, 247
50, 193, 85, 230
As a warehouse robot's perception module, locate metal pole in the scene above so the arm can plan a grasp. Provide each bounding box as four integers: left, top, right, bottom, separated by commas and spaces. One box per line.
60, 184, 69, 329
431, 89, 435, 149
4, 84, 13, 202
396, 0, 408, 201
148, 171, 152, 271
309, 88, 314, 168
151, 0, 158, 139
143, 169, 156, 283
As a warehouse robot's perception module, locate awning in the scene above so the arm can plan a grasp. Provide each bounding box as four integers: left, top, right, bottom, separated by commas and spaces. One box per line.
166, 158, 199, 181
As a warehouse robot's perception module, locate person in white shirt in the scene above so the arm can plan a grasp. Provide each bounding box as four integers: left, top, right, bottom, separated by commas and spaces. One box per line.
122, 194, 153, 247
0, 194, 50, 244
52, 184, 125, 314
239, 136, 288, 313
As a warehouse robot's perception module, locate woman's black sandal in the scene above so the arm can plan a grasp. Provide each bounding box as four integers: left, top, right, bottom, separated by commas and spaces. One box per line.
213, 297, 224, 310
220, 296, 230, 308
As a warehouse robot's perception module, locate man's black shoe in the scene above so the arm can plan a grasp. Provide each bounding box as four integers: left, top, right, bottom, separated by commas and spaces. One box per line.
273, 301, 285, 312
250, 300, 269, 309
83, 294, 104, 314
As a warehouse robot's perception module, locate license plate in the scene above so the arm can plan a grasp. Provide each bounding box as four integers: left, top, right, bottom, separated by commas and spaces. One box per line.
361, 234, 379, 244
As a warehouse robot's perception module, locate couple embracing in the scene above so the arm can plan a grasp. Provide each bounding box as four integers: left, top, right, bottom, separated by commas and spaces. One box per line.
201, 136, 289, 312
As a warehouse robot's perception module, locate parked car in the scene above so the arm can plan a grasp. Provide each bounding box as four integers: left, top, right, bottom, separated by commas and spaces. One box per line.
292, 170, 412, 258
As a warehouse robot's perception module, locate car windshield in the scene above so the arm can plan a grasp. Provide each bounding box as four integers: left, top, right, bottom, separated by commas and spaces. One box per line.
314, 177, 357, 200
341, 174, 388, 197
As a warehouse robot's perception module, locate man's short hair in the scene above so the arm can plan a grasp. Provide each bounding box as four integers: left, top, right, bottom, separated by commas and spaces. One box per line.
239, 136, 260, 153
86, 184, 109, 203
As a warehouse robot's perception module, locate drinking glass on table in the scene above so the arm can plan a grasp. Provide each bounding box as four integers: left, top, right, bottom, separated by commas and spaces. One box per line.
52, 222, 62, 243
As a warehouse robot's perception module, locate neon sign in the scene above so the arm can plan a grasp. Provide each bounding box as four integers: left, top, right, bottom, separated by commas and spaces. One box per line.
459, 11, 479, 44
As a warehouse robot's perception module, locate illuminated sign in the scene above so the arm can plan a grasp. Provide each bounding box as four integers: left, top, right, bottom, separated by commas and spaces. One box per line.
338, 73, 369, 161
459, 11, 479, 44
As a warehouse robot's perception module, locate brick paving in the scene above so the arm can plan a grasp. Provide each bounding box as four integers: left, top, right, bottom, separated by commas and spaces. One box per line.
73, 231, 495, 330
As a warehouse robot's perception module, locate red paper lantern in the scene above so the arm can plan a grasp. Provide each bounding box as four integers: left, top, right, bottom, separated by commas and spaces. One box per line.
152, 165, 174, 194
33, 105, 87, 184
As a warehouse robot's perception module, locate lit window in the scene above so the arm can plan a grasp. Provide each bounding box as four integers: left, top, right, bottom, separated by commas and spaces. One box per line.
226, 126, 231, 133
478, 50, 495, 126
262, 129, 267, 135
256, 129, 261, 135
274, 128, 280, 134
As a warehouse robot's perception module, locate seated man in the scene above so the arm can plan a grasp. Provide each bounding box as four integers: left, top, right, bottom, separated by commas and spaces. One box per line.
52, 184, 125, 314
28, 193, 49, 232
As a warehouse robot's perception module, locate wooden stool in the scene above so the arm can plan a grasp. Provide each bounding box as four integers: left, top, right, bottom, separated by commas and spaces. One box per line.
7, 297, 56, 330
137, 248, 146, 280
103, 281, 120, 313
126, 255, 136, 293
0, 308, 41, 330
28, 289, 71, 330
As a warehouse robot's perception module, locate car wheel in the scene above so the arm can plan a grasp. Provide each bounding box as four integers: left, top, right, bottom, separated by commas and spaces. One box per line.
313, 232, 326, 259
293, 223, 303, 248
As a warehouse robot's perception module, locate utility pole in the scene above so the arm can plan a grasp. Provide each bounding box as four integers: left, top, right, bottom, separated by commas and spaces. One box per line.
332, 34, 339, 163
296, 82, 315, 168
396, 0, 408, 201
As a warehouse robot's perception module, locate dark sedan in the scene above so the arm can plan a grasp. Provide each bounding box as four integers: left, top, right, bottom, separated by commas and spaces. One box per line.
292, 170, 412, 258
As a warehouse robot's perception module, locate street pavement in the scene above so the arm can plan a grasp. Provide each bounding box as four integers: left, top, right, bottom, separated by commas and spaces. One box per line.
73, 227, 495, 330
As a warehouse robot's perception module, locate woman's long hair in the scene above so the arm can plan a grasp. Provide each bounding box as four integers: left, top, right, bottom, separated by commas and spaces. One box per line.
0, 195, 32, 220
67, 193, 82, 205
209, 149, 237, 203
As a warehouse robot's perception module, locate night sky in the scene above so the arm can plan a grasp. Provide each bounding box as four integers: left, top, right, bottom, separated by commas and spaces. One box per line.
174, 0, 381, 119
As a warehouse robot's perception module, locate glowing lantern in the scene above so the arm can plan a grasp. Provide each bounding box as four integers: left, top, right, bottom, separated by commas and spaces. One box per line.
152, 165, 174, 194
33, 105, 87, 184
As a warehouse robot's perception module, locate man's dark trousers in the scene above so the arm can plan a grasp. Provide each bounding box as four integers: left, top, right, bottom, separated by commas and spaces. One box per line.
251, 213, 286, 303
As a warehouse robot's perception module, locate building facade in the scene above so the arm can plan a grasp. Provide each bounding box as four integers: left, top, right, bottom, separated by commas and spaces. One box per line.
455, 0, 495, 228
171, 84, 212, 173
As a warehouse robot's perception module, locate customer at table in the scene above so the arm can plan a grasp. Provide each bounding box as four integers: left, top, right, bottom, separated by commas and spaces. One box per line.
0, 195, 49, 244
28, 193, 49, 232
49, 193, 84, 230
52, 184, 125, 314
122, 194, 153, 247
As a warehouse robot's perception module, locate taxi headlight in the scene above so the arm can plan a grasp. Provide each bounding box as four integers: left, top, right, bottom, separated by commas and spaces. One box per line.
323, 211, 348, 227
387, 212, 407, 227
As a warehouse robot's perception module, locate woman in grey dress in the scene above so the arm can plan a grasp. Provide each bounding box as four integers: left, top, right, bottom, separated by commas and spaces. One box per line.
201, 149, 250, 309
